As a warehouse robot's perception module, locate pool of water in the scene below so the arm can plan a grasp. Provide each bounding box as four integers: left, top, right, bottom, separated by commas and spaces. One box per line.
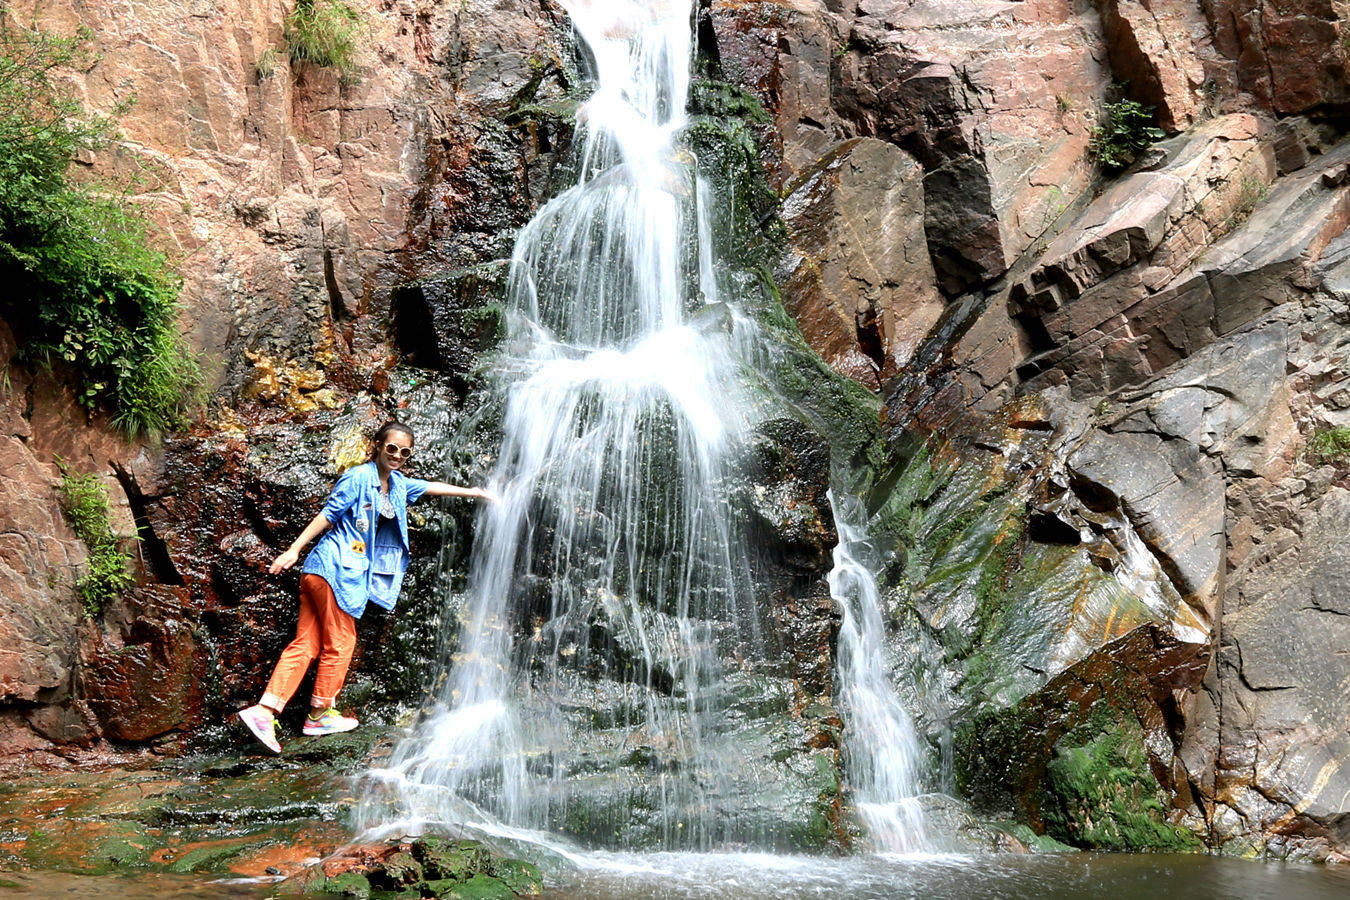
6, 852, 1350, 899
538, 851, 1350, 900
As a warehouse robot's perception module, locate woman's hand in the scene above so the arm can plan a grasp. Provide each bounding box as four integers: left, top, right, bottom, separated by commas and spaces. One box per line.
467, 486, 498, 503
268, 547, 301, 574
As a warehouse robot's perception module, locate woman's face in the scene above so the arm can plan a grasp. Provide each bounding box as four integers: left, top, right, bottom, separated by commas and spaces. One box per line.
377, 431, 413, 472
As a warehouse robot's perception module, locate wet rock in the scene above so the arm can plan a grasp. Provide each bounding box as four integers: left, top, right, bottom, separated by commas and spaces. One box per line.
1205, 482, 1350, 860
80, 586, 207, 742
1066, 429, 1223, 625
0, 759, 352, 878
779, 138, 944, 387
307, 837, 538, 898
745, 417, 836, 573
391, 263, 508, 390
957, 624, 1207, 850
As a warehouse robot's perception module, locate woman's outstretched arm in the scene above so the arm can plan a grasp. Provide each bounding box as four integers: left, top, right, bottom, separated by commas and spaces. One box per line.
268, 512, 333, 574
421, 482, 496, 502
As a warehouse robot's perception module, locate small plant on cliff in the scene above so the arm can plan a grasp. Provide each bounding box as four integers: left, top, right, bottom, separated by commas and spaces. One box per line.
284, 0, 362, 83
1088, 98, 1164, 170
1222, 175, 1269, 232
255, 46, 279, 81
0, 18, 200, 437
1308, 426, 1350, 463
57, 463, 135, 617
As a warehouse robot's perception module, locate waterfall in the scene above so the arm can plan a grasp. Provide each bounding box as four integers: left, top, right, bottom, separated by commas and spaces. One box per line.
359, 0, 928, 855
827, 494, 929, 853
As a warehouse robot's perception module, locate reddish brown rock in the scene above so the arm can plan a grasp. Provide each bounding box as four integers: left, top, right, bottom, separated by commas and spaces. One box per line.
779, 137, 944, 387
1205, 0, 1350, 115
1097, 0, 1209, 131
712, 0, 1112, 293
81, 587, 207, 742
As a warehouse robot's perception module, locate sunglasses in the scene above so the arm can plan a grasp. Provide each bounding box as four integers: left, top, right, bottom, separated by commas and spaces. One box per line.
381, 442, 413, 459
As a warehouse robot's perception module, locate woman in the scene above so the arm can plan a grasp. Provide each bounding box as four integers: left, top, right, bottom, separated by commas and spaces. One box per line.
237, 421, 492, 753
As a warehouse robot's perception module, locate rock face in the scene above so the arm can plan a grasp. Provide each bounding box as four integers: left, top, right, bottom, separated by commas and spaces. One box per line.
875, 100, 1350, 854
712, 0, 1113, 292
779, 137, 944, 386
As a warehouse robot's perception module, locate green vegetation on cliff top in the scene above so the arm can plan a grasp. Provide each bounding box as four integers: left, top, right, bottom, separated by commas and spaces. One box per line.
0, 19, 198, 437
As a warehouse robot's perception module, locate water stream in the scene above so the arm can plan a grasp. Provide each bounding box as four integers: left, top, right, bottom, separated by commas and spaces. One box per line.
827, 494, 928, 853
357, 0, 931, 855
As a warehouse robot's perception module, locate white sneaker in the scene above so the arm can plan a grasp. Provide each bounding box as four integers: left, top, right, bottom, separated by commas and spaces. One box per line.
237, 705, 281, 754
302, 707, 359, 736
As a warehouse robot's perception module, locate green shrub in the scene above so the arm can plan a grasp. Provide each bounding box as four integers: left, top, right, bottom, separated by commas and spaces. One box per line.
0, 19, 199, 438
57, 463, 135, 617
1088, 98, 1164, 170
1308, 426, 1350, 463
284, 0, 362, 83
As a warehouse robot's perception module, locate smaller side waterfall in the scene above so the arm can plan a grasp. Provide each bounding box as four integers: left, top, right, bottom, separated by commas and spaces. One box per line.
827, 492, 928, 853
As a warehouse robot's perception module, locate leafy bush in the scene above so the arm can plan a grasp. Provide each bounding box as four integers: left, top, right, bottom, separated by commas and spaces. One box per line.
1308, 426, 1350, 463
284, 0, 362, 83
57, 463, 135, 617
1088, 98, 1164, 170
0, 20, 199, 438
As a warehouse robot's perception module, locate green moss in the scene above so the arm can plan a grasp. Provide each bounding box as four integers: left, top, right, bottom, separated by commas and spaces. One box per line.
439, 874, 516, 899
165, 842, 250, 874
486, 858, 543, 895
322, 872, 373, 898
1041, 717, 1201, 852
972, 501, 1026, 635
57, 462, 135, 618
679, 76, 883, 480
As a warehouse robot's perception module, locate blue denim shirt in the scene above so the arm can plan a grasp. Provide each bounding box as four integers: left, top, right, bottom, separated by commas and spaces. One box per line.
302, 462, 430, 618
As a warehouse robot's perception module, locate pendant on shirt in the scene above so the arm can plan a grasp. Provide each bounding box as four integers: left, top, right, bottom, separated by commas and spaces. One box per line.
350, 539, 366, 554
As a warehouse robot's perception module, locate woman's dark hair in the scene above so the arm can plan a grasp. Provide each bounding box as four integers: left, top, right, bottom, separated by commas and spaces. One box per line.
373, 420, 415, 449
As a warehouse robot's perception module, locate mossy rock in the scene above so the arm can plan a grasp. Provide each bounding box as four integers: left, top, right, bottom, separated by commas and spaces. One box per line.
411, 837, 492, 881
487, 858, 543, 895
367, 850, 423, 889
321, 871, 373, 898
1041, 717, 1202, 852
435, 873, 517, 899
165, 840, 254, 873
20, 820, 153, 874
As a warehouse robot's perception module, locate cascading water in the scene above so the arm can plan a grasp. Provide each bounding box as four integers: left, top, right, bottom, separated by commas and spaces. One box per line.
360, 0, 928, 855
827, 494, 929, 853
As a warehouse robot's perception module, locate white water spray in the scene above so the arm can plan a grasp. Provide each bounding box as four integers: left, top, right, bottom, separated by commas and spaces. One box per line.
827, 494, 929, 853
359, 0, 928, 855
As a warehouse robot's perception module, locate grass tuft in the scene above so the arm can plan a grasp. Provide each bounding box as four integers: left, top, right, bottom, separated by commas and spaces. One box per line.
284, 0, 363, 84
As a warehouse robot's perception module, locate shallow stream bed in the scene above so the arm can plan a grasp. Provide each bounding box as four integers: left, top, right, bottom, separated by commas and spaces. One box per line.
6, 850, 1350, 899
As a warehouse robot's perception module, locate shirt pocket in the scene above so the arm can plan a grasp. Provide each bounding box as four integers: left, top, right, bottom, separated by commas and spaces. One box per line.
370, 546, 403, 601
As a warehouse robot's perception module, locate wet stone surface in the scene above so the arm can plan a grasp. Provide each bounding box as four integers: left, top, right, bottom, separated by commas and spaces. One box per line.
0, 731, 540, 898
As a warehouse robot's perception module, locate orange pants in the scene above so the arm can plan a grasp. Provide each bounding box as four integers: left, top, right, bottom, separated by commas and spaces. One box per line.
260, 574, 357, 712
